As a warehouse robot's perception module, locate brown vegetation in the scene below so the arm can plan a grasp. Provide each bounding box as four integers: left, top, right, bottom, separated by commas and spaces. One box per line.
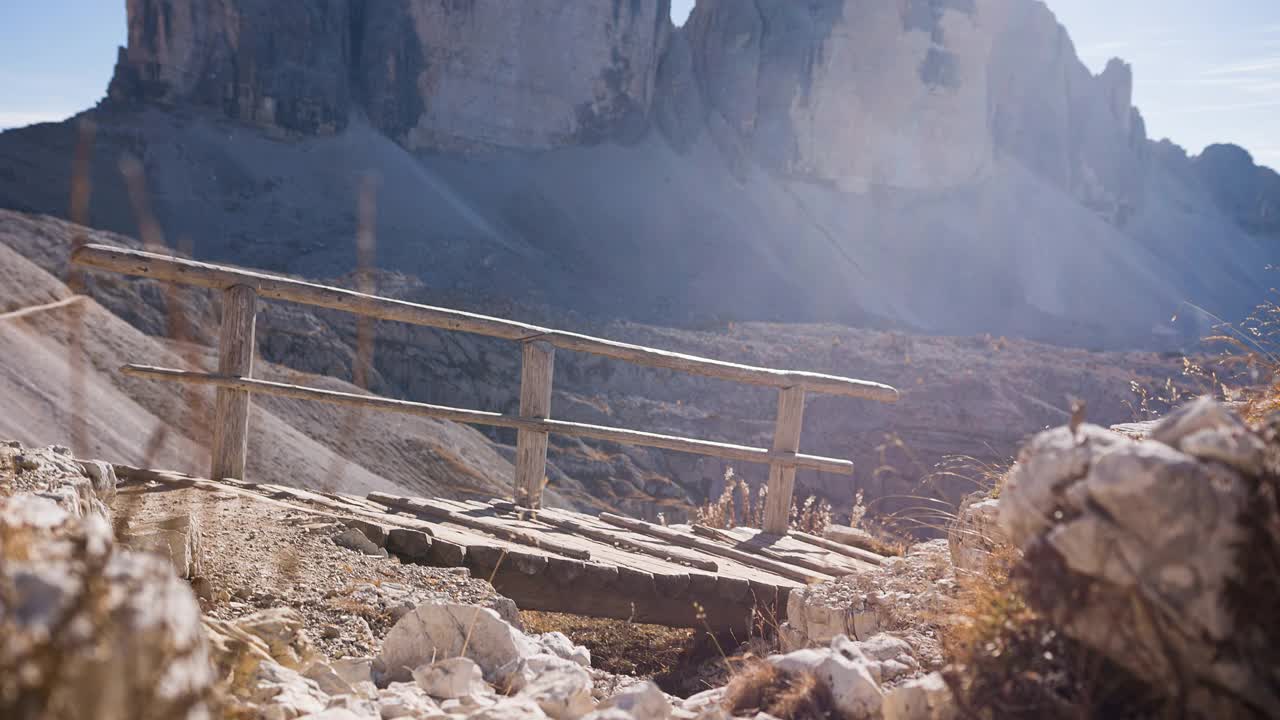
520, 610, 694, 678
722, 660, 838, 720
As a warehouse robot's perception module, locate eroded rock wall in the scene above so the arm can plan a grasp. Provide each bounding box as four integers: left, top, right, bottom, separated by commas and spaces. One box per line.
108, 0, 355, 135
360, 0, 671, 150
684, 0, 1147, 211
109, 0, 672, 148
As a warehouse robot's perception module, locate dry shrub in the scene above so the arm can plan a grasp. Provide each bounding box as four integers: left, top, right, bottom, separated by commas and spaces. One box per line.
941, 545, 1163, 719
695, 468, 763, 529
694, 467, 837, 535
790, 495, 833, 535
722, 659, 840, 720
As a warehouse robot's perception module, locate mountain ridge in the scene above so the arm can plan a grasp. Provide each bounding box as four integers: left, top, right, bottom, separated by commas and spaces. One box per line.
0, 0, 1276, 349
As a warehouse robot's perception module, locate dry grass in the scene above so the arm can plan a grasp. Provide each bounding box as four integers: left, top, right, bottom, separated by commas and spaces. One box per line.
693, 467, 841, 537
940, 545, 1163, 719
722, 659, 839, 720
519, 610, 695, 678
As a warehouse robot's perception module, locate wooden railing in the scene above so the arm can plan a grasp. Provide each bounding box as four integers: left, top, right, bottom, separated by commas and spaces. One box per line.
72, 244, 899, 533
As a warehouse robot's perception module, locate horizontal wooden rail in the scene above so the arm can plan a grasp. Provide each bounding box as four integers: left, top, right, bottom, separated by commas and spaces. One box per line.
75, 244, 898, 402
121, 365, 855, 475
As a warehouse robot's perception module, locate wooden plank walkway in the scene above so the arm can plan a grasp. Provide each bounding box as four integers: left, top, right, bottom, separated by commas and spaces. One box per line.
115, 467, 886, 633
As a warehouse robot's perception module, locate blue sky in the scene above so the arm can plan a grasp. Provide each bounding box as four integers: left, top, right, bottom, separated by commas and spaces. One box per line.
2, 1, 1277, 168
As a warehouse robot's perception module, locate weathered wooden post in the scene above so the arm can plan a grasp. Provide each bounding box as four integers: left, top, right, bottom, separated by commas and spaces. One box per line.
762, 386, 806, 534
210, 284, 257, 481
514, 339, 555, 508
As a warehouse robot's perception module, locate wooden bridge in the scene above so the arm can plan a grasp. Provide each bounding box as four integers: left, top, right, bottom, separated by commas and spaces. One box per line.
73, 244, 899, 628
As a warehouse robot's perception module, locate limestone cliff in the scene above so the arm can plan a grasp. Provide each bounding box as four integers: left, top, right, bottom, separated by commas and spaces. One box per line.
1, 0, 1273, 349
108, 0, 354, 135
109, 0, 672, 147
359, 1, 671, 150
683, 0, 1147, 217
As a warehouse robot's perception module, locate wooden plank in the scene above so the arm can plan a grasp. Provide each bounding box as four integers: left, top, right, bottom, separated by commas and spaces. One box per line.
532, 508, 719, 572
690, 524, 854, 578
210, 285, 257, 481
598, 513, 827, 585
788, 530, 886, 567
73, 244, 898, 402
370, 492, 592, 561
120, 365, 854, 475
763, 386, 806, 534
515, 340, 554, 508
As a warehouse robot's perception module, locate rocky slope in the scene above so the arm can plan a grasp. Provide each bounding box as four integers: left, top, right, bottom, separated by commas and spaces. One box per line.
0, 0, 1275, 349
0, 211, 589, 505
1, 209, 1191, 522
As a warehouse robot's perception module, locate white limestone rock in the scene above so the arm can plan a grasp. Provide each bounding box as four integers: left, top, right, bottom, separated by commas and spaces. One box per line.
123, 512, 204, 579
998, 399, 1276, 717
881, 672, 956, 720
770, 635, 884, 719
413, 656, 490, 701
596, 681, 671, 719
379, 602, 536, 683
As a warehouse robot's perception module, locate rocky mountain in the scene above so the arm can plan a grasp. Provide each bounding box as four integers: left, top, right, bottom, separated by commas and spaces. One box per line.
0, 0, 1275, 350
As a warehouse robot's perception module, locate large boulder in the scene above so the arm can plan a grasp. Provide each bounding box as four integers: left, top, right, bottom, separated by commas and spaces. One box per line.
378, 602, 537, 683
998, 398, 1279, 716
0, 487, 212, 719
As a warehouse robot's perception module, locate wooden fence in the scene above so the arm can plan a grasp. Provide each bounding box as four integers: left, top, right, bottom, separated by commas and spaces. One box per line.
72, 244, 898, 533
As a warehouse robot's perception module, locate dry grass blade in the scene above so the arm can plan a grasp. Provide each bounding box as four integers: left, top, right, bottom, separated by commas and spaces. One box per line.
65, 119, 96, 458
722, 659, 837, 720
322, 174, 379, 493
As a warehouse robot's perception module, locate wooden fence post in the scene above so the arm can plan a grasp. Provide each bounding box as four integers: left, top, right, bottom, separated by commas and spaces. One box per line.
762, 386, 806, 534
210, 284, 257, 481
514, 339, 555, 508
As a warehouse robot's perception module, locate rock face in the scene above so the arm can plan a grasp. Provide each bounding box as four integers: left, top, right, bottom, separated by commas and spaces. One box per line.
685, 0, 1147, 211
109, 0, 354, 135
1193, 143, 1280, 238
998, 398, 1279, 717
360, 0, 670, 150
110, 0, 671, 148
687, 0, 996, 191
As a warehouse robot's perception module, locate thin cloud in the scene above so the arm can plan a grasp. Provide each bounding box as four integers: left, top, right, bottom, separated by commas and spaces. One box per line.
1167, 98, 1280, 114
1198, 57, 1280, 77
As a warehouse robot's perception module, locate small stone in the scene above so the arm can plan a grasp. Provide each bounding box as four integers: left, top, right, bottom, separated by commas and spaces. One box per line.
192, 576, 216, 602
882, 672, 956, 720
378, 681, 442, 718
334, 527, 387, 557
413, 656, 491, 700
597, 681, 670, 719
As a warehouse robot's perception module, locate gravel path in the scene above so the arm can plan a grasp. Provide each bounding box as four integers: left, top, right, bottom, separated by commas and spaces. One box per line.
112, 481, 516, 660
